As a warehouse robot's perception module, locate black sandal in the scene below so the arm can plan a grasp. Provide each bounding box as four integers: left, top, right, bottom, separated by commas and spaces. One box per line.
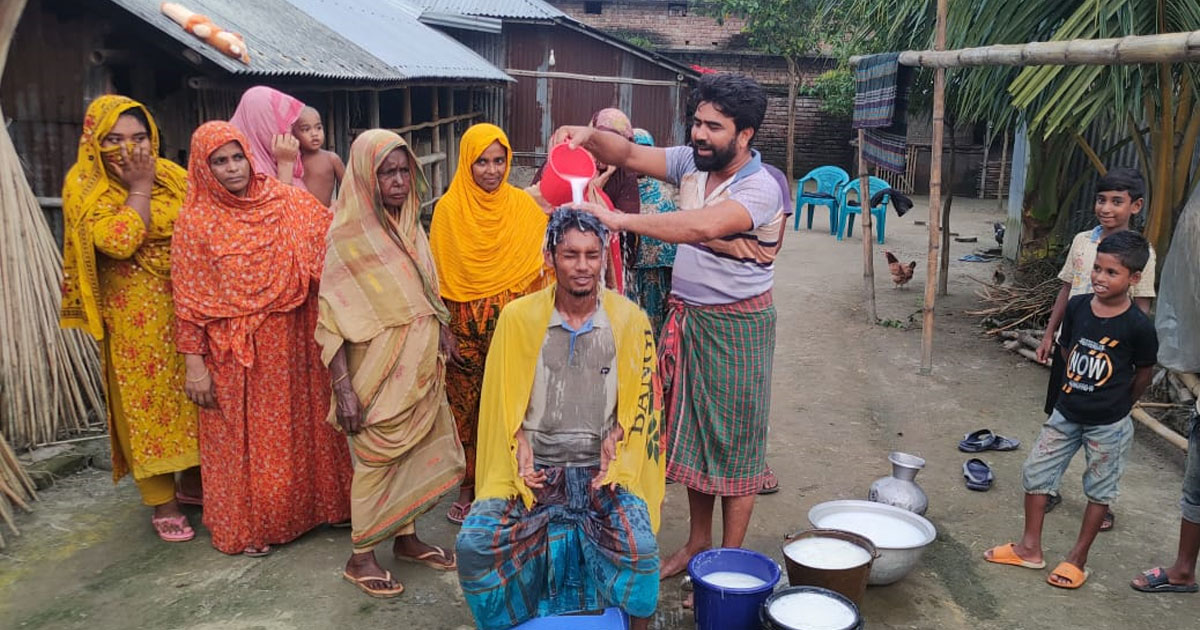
758, 467, 779, 495
1131, 567, 1199, 593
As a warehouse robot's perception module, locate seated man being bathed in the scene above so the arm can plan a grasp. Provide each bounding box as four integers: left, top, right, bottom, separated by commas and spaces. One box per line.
455, 209, 665, 630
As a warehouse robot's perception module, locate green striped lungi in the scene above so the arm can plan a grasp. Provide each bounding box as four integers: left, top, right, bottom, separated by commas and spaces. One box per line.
659, 291, 775, 496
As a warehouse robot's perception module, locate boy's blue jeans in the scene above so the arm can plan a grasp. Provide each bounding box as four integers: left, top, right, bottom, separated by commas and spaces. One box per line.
1182, 412, 1200, 525
1022, 409, 1133, 505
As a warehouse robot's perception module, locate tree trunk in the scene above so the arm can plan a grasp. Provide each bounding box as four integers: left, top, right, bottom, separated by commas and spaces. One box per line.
938, 125, 956, 296
785, 57, 798, 180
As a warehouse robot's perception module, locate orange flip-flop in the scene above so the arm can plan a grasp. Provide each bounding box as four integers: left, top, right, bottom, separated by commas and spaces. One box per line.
984, 543, 1046, 569
1047, 562, 1090, 589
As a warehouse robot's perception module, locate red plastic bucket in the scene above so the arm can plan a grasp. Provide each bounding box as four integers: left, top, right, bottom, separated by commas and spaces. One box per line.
540, 142, 597, 206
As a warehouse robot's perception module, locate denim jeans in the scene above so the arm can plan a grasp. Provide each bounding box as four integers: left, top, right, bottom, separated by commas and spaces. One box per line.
1022, 409, 1134, 505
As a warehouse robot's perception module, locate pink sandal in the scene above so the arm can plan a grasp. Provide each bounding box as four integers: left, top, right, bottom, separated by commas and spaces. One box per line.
152, 514, 195, 542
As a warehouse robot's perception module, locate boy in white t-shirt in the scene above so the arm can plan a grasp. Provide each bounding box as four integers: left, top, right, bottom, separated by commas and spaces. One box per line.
1035, 167, 1156, 532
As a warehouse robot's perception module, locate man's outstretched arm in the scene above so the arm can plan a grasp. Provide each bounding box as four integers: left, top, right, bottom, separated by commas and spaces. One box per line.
552, 125, 669, 181
578, 199, 752, 244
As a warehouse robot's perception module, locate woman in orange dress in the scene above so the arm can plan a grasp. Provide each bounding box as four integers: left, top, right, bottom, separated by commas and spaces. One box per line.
171, 121, 352, 556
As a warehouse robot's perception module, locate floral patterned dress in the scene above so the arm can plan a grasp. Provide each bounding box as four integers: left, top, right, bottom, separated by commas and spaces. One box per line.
95, 206, 200, 483
172, 121, 352, 554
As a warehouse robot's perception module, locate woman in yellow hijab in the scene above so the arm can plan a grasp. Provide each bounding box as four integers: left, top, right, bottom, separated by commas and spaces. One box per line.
429, 123, 549, 524
60, 95, 200, 542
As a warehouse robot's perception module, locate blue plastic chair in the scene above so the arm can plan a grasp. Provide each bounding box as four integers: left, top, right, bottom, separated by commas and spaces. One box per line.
795, 166, 850, 233
836, 176, 891, 244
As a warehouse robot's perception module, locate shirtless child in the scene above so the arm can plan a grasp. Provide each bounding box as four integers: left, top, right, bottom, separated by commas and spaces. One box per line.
292, 106, 345, 206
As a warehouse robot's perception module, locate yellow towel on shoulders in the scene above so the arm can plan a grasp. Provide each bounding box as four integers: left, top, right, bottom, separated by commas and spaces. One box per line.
474, 284, 666, 532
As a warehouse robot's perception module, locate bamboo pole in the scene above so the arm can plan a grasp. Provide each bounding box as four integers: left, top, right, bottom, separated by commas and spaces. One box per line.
858, 129, 876, 324
921, 0, 947, 375
997, 130, 1009, 210
851, 30, 1200, 69
1131, 406, 1189, 451
1176, 372, 1200, 398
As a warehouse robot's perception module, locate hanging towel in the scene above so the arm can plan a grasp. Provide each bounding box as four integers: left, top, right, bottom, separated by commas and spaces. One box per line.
863, 130, 908, 174
854, 53, 911, 174
854, 53, 903, 129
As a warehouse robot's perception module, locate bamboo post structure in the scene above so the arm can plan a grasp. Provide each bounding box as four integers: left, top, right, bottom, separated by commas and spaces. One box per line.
920, 0, 948, 375
850, 30, 1200, 69
849, 28, 1200, 374
858, 129, 876, 324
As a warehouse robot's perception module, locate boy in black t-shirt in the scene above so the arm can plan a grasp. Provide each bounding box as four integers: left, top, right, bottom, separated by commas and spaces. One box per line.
986, 231, 1157, 590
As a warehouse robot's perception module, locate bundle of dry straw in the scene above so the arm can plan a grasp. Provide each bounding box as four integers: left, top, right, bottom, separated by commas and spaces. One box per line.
0, 431, 36, 548
1, 0, 106, 453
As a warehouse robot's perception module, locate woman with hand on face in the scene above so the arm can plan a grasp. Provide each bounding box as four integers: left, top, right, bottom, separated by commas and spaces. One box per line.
172, 121, 353, 557
429, 123, 550, 525
61, 96, 202, 543
318, 129, 466, 598
229, 85, 307, 189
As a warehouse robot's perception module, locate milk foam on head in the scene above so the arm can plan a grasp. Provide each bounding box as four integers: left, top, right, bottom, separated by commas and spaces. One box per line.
784, 537, 872, 571
769, 592, 857, 630
566, 175, 590, 205
699, 570, 768, 589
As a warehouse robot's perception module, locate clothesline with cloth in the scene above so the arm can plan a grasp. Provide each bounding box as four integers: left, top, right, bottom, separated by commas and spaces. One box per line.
853, 52, 911, 175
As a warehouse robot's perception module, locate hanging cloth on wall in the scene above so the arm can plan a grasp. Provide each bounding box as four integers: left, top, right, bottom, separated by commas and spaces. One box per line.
853, 53, 911, 174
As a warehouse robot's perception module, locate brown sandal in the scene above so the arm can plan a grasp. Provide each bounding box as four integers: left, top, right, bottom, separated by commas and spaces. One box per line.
446, 501, 471, 524
396, 544, 456, 571
343, 569, 405, 598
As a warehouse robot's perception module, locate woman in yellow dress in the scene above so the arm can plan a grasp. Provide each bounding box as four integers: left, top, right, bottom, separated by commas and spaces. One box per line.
60, 95, 201, 542
429, 123, 550, 523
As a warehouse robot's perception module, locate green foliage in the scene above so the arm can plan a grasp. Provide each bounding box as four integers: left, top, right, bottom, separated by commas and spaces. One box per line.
842, 0, 1200, 137
606, 30, 656, 51
705, 0, 840, 61
802, 69, 854, 118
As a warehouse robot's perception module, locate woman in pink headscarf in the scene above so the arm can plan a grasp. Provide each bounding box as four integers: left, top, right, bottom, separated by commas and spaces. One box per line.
229, 86, 308, 190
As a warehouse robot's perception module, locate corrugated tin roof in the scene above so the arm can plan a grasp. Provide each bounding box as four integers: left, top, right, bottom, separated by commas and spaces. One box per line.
410, 0, 565, 20
106, 0, 509, 83
285, 0, 511, 81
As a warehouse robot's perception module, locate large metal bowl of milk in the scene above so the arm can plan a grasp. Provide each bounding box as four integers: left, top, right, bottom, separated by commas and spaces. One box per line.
808, 499, 936, 585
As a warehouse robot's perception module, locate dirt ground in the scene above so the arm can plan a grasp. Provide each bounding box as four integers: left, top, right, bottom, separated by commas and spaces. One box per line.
2, 197, 1195, 630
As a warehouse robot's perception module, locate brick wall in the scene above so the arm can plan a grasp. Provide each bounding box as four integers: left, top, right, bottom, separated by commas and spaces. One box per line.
550, 1, 746, 50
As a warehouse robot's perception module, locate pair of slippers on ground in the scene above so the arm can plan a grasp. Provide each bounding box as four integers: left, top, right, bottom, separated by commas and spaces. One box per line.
959, 429, 1019, 491
987, 544, 1199, 592
959, 430, 1117, 531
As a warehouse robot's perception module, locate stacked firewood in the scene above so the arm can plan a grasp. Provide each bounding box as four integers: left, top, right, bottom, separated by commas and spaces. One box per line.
968, 276, 1061, 334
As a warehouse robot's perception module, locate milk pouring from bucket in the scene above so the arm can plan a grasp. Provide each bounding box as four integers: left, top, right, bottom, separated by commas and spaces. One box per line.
567, 176, 589, 205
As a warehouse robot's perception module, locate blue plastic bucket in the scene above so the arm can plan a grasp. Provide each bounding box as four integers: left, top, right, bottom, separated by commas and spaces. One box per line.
688, 548, 781, 630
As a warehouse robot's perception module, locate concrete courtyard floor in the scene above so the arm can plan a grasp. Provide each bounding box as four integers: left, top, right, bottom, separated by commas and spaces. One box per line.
2, 197, 1196, 629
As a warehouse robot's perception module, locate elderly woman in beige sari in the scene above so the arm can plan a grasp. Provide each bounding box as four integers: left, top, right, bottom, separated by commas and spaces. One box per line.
316, 129, 465, 598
